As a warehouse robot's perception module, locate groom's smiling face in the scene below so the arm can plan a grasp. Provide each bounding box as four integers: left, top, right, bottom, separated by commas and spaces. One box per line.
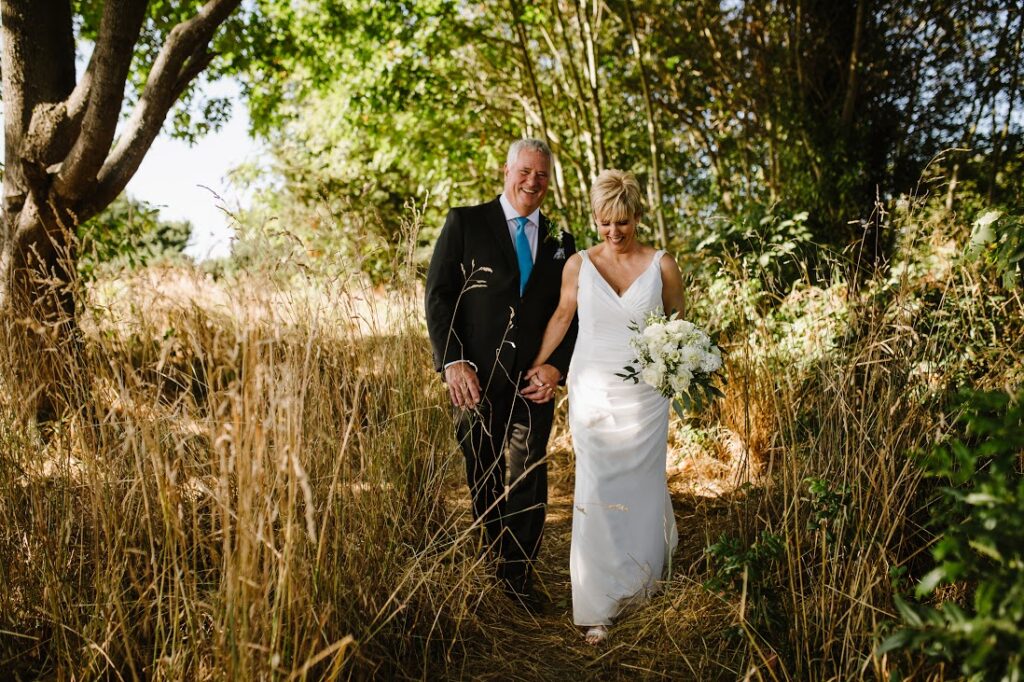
504, 149, 550, 216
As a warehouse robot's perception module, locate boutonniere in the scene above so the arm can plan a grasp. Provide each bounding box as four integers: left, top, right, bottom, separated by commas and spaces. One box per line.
541, 217, 561, 246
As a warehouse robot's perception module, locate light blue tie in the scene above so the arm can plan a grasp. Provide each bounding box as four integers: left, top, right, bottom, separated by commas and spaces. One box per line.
514, 216, 533, 295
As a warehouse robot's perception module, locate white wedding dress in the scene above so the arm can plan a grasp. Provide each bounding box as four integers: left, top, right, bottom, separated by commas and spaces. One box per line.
568, 249, 679, 626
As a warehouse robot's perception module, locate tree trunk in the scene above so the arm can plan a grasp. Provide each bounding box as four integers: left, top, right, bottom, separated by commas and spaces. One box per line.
509, 0, 567, 211
576, 0, 606, 172
554, 1, 597, 207
1, 0, 79, 421
839, 0, 866, 134
0, 0, 242, 421
987, 12, 1022, 203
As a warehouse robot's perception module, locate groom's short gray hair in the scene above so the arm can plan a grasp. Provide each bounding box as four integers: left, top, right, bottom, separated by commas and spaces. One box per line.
506, 138, 551, 166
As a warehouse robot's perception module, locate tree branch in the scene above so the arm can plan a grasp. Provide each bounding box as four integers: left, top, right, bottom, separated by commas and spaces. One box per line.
18, 32, 97, 186
53, 0, 148, 201
66, 48, 99, 130
83, 0, 242, 220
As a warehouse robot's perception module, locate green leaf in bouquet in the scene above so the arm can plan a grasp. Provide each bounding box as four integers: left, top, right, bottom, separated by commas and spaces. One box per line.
701, 382, 714, 400
672, 399, 686, 419
616, 365, 639, 383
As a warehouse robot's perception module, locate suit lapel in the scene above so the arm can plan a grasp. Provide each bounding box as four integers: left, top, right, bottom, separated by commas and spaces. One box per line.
487, 197, 518, 273
523, 213, 554, 297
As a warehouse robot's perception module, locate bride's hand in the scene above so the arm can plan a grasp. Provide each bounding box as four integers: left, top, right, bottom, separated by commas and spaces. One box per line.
521, 364, 561, 403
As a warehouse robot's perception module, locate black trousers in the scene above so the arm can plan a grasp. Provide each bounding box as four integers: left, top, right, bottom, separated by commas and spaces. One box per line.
455, 382, 553, 592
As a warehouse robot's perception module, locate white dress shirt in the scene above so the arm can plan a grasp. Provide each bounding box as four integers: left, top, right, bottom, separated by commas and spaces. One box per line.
499, 192, 539, 261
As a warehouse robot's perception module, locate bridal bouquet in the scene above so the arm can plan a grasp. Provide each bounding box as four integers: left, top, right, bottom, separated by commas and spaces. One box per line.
617, 311, 726, 416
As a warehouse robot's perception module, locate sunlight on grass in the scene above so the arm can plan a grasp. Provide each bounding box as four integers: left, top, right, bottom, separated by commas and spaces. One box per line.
1, 199, 1021, 679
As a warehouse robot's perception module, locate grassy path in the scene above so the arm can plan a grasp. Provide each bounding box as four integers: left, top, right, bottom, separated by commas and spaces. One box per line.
454, 439, 746, 681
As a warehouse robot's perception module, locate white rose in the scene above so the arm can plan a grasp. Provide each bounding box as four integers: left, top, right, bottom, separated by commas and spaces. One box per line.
670, 369, 692, 394
666, 318, 686, 334
701, 348, 723, 373
678, 346, 701, 371
643, 323, 664, 339
641, 364, 663, 388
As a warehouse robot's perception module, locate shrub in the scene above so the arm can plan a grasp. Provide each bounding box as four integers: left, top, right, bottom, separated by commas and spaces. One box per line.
879, 389, 1024, 679
78, 194, 191, 279
704, 529, 786, 637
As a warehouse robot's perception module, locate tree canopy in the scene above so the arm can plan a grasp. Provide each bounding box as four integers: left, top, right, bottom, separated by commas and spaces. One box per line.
233, 0, 1023, 275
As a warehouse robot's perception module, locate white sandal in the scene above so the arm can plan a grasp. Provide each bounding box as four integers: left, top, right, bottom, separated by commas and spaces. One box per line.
584, 625, 609, 645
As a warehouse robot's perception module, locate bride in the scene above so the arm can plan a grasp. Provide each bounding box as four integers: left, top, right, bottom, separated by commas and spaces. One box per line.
526, 169, 684, 645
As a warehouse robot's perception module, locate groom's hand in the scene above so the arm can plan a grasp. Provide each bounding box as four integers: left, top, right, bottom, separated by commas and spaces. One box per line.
522, 364, 561, 404
445, 361, 481, 409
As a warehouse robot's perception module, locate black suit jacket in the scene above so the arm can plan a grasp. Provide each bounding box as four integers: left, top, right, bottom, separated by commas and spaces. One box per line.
425, 196, 578, 396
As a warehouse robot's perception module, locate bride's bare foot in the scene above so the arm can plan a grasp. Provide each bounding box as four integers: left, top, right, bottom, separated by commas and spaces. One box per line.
584, 625, 609, 645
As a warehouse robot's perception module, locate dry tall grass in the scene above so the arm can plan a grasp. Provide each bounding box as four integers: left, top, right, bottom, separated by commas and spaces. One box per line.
1, 206, 1020, 680
0, 259, 524, 679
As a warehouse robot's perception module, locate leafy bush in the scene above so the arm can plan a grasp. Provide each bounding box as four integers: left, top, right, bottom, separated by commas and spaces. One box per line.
879, 389, 1024, 679
803, 476, 852, 547
967, 210, 1024, 290
694, 209, 816, 291
704, 530, 786, 636
78, 194, 191, 279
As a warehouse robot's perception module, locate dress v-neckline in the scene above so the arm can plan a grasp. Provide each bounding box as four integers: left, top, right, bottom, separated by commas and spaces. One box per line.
586, 249, 662, 299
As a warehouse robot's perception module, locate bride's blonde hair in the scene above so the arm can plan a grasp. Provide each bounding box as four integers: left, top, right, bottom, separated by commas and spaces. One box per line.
590, 169, 644, 222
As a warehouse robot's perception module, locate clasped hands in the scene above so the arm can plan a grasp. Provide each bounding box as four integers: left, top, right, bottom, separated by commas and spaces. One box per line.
444, 362, 561, 409
521, 364, 561, 405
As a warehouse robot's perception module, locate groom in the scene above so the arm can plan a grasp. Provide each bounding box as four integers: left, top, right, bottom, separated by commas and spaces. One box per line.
425, 138, 577, 606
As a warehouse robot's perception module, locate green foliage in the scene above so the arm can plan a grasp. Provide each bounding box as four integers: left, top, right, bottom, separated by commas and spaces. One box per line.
879, 389, 1024, 680
967, 210, 1024, 290
704, 530, 786, 636
230, 0, 501, 277
78, 194, 191, 279
227, 1, 1021, 281
695, 209, 817, 289
803, 477, 852, 547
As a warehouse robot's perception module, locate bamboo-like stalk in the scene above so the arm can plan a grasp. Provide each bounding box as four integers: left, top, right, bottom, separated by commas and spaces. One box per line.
624, 0, 668, 249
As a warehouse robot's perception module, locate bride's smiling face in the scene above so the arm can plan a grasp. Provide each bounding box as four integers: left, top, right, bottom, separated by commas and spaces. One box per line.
595, 213, 640, 251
